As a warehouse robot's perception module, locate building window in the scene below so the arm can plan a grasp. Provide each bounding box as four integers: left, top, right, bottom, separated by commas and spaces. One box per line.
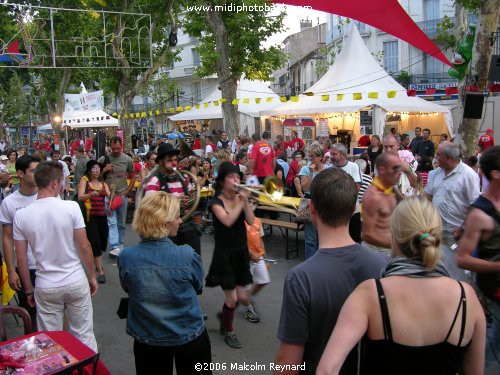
192, 49, 200, 66
424, 54, 442, 76
383, 41, 398, 73
192, 82, 201, 102
423, 0, 440, 21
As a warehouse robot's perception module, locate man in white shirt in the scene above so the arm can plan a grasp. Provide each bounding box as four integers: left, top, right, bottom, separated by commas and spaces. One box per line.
330, 143, 362, 242
14, 161, 98, 352
50, 150, 70, 198
0, 155, 40, 325
425, 142, 480, 280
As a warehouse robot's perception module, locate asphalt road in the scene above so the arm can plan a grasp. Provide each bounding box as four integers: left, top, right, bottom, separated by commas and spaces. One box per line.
94, 223, 304, 374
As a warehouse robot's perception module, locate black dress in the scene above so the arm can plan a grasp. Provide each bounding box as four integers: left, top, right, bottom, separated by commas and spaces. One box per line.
367, 147, 382, 167
205, 196, 252, 290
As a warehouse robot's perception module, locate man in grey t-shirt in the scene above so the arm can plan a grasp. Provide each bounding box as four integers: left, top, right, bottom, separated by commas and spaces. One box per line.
274, 169, 388, 375
98, 136, 135, 257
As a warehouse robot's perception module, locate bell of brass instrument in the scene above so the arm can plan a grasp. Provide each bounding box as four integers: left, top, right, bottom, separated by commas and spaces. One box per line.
237, 176, 297, 214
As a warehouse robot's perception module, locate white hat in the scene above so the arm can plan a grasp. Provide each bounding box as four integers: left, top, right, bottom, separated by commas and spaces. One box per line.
0, 155, 8, 161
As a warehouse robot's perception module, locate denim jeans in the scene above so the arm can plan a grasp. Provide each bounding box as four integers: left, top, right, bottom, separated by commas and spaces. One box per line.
107, 196, 128, 249
304, 221, 318, 260
486, 298, 500, 371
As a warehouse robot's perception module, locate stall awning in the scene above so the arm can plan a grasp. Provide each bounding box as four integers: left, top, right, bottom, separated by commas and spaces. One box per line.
283, 118, 316, 127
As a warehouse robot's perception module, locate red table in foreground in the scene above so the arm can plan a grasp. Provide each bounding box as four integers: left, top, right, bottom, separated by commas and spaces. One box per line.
0, 331, 111, 375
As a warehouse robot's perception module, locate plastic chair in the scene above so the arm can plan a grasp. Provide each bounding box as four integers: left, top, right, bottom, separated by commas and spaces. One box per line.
0, 305, 33, 341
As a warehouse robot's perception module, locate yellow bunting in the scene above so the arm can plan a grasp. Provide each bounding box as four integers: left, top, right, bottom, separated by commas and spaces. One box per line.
353, 93, 362, 100
141, 112, 147, 118
232, 99, 240, 105
124, 114, 129, 119
387, 91, 397, 98
117, 115, 121, 119
176, 106, 183, 112
129, 113, 134, 119
242, 98, 249, 104
220, 98, 227, 103
290, 96, 299, 102
112, 112, 118, 117
149, 111, 153, 116
321, 95, 330, 101
368, 92, 379, 99
280, 96, 287, 102
266, 97, 273, 103
169, 108, 175, 113
204, 103, 209, 108
184, 106, 192, 111
255, 98, 262, 104
135, 113, 140, 118
304, 92, 314, 96
196, 104, 200, 109
163, 109, 168, 113
155, 110, 161, 115
337, 94, 344, 101
214, 101, 220, 106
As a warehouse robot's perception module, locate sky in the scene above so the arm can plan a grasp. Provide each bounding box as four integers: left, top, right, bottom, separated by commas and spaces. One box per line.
263, 4, 327, 48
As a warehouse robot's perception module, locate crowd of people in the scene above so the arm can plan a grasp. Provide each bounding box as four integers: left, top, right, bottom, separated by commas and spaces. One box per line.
0, 124, 498, 374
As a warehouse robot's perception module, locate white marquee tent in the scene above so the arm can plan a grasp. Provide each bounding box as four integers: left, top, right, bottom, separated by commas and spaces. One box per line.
169, 78, 281, 135
260, 25, 454, 138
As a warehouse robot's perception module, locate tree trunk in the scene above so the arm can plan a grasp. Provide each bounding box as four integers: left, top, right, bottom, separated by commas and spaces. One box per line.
204, 8, 241, 138
456, 1, 500, 157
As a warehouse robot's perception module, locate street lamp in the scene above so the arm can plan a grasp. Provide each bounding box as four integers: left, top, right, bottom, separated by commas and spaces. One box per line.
21, 84, 33, 150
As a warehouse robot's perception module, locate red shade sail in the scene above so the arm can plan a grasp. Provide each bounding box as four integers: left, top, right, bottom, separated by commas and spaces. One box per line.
274, 0, 452, 67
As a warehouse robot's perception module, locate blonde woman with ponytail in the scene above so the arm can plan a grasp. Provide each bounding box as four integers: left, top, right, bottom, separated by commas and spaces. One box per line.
317, 196, 486, 375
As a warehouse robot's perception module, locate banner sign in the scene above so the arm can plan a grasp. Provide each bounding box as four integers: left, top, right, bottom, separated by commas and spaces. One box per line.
64, 90, 104, 113
409, 82, 458, 90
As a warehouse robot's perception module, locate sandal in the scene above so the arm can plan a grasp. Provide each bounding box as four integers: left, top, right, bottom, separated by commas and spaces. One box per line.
97, 274, 106, 284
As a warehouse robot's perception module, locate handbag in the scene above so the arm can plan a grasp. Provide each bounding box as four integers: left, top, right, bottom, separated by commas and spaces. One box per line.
110, 195, 124, 210
116, 297, 129, 319
296, 198, 311, 222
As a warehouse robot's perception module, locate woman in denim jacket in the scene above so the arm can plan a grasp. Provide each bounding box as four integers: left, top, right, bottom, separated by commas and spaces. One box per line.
118, 191, 212, 375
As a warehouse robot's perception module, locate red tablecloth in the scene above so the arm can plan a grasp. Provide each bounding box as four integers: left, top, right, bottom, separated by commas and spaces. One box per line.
1, 331, 111, 375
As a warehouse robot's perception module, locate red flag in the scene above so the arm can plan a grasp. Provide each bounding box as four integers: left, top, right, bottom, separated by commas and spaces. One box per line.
425, 88, 437, 95
407, 89, 417, 97
445, 87, 459, 95
274, 0, 452, 66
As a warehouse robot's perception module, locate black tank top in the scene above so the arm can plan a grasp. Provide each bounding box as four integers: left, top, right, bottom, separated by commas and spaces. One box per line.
361, 279, 470, 374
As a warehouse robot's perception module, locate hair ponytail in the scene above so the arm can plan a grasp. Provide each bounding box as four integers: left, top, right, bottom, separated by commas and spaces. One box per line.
419, 234, 440, 270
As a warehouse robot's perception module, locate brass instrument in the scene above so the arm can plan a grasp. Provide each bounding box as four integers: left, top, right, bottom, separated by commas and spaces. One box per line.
135, 166, 201, 222
237, 176, 298, 215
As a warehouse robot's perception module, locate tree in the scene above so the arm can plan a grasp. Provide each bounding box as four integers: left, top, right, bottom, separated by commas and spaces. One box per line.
183, 0, 286, 137
452, 1, 500, 157
96, 0, 181, 149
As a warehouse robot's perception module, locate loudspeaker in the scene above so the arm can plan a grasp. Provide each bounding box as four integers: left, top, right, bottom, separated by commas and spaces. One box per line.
488, 55, 500, 82
95, 131, 106, 160
463, 93, 485, 119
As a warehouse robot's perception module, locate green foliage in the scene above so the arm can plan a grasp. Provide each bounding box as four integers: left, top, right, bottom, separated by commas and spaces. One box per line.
394, 71, 412, 88
182, 0, 287, 82
315, 44, 340, 76
2, 73, 28, 126
455, 0, 482, 11
436, 15, 458, 51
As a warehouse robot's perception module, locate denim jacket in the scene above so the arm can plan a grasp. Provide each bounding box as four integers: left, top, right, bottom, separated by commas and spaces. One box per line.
118, 237, 205, 346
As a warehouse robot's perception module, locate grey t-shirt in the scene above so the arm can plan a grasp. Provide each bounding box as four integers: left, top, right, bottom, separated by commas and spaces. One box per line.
98, 153, 134, 195
277, 244, 389, 375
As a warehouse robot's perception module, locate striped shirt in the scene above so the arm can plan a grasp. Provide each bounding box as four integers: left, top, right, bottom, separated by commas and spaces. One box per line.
358, 174, 373, 204
144, 176, 185, 197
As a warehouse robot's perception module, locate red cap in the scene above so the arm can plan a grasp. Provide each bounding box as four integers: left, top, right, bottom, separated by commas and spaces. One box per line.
486, 128, 494, 134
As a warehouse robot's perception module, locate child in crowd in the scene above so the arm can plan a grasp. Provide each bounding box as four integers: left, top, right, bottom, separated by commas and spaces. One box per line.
244, 202, 271, 323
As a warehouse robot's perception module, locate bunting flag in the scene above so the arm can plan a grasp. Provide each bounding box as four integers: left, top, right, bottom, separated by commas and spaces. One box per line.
353, 93, 362, 100
156, 109, 161, 115
135, 113, 140, 118
204, 103, 209, 108
220, 98, 227, 103
176, 106, 183, 112
280, 96, 287, 102
214, 101, 220, 106
232, 99, 239, 105
117, 115, 121, 119
124, 114, 129, 119
170, 108, 175, 113
255, 98, 261, 104
141, 112, 147, 118
321, 95, 330, 101
368, 92, 378, 99
290, 96, 299, 102
196, 104, 200, 109
112, 112, 118, 117
337, 94, 344, 101
130, 114, 135, 119
266, 97, 273, 103
184, 106, 192, 111
387, 91, 397, 98
243, 98, 250, 104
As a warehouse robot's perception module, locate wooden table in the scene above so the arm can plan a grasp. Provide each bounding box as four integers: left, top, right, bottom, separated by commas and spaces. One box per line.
257, 205, 302, 259
0, 331, 110, 375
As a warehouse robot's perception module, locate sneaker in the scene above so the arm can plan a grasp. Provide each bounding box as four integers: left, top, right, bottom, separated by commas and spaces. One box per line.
109, 247, 122, 258
244, 307, 260, 323
216, 312, 226, 335
224, 331, 242, 349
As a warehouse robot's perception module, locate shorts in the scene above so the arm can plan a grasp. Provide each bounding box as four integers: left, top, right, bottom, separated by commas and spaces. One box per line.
249, 257, 271, 285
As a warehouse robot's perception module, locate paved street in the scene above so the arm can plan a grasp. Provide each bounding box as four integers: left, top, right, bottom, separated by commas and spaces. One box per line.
92, 222, 304, 374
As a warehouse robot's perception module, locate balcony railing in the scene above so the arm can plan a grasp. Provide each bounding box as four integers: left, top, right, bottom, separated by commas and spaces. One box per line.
416, 18, 444, 40
409, 73, 457, 85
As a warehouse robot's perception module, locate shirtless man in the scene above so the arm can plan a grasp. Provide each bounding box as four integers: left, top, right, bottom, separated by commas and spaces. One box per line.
361, 152, 402, 255
382, 134, 417, 195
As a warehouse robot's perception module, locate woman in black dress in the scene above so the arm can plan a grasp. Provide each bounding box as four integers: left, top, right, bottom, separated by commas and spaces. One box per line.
205, 162, 256, 349
367, 134, 382, 171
